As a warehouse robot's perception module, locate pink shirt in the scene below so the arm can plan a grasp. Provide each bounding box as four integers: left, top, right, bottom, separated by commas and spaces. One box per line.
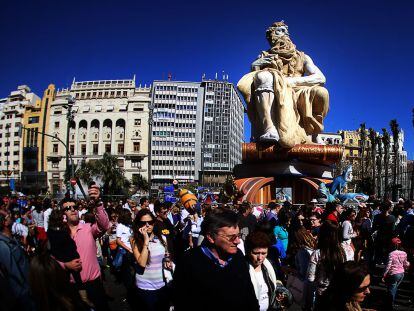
61, 204, 110, 283
384, 250, 410, 277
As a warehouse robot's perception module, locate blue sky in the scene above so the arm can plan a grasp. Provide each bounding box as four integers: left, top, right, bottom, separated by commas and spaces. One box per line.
1, 0, 413, 158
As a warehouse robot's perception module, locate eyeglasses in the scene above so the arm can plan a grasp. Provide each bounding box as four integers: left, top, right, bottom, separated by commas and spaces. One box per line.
216, 233, 242, 242
63, 205, 78, 212
138, 220, 155, 226
356, 284, 370, 293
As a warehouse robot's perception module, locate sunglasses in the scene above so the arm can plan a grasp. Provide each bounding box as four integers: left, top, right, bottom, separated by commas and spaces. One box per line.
138, 220, 155, 226
63, 205, 79, 212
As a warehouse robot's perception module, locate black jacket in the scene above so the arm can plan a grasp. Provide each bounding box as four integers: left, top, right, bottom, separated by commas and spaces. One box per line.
173, 246, 259, 311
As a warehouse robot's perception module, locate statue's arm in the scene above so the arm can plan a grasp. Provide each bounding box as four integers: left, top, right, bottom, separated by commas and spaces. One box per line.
286, 54, 326, 87
250, 53, 272, 71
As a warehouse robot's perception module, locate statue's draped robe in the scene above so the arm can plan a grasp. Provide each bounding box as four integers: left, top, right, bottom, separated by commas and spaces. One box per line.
237, 36, 321, 148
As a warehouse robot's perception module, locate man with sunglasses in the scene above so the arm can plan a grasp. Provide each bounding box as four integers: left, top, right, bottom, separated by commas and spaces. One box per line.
59, 185, 111, 311
173, 209, 259, 311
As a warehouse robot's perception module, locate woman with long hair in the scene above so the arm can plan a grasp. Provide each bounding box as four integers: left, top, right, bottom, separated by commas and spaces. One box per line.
294, 228, 316, 311
29, 253, 88, 311
132, 209, 171, 311
323, 261, 370, 311
307, 220, 347, 310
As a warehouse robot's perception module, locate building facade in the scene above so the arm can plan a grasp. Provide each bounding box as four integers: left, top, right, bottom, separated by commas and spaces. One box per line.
200, 80, 244, 187
150, 78, 244, 194
150, 81, 202, 194
46, 77, 151, 195
0, 85, 40, 190
21, 84, 55, 194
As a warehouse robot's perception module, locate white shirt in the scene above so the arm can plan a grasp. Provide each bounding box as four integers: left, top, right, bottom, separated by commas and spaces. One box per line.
43, 208, 53, 232
116, 223, 132, 250
12, 222, 28, 238
254, 270, 269, 311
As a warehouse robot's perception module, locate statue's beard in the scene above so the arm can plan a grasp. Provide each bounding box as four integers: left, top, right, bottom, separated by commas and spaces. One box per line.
269, 35, 296, 54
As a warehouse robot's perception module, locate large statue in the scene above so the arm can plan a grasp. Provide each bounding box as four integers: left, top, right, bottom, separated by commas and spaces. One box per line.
237, 21, 329, 148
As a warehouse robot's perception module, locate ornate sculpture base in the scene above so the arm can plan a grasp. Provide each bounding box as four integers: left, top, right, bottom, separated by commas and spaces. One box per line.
233, 143, 342, 204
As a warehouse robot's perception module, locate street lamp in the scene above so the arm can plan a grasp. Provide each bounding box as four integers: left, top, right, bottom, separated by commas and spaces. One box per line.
63, 95, 75, 196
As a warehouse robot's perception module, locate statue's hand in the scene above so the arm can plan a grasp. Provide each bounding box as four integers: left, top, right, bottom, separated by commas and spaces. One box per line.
251, 57, 272, 69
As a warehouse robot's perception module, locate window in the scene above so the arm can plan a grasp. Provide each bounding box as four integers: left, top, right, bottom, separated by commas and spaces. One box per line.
14, 141, 19, 146
81, 144, 86, 155
55, 121, 60, 128
52, 162, 59, 168
13, 151, 19, 156
133, 142, 140, 152
53, 144, 58, 153
117, 159, 124, 168
134, 119, 141, 126
69, 144, 74, 155
133, 105, 144, 112
105, 144, 111, 153
117, 144, 124, 154
28, 116, 39, 124
131, 160, 141, 168
93, 144, 98, 155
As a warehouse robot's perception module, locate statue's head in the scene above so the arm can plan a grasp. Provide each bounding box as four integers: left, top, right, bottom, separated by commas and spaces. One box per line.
343, 165, 353, 182
266, 21, 289, 46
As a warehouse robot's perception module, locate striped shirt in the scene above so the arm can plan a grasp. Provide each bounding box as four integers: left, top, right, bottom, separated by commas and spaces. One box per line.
135, 236, 166, 290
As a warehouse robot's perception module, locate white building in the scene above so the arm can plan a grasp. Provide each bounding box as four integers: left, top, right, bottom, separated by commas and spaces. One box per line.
150, 78, 244, 194
200, 79, 244, 187
0, 85, 40, 188
318, 132, 343, 145
150, 81, 201, 193
46, 77, 151, 195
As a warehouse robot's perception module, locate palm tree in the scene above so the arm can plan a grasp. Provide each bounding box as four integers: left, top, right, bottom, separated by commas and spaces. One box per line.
390, 120, 400, 201
89, 153, 130, 197
359, 123, 367, 179
376, 135, 383, 196
369, 128, 377, 196
382, 128, 391, 200
132, 174, 149, 194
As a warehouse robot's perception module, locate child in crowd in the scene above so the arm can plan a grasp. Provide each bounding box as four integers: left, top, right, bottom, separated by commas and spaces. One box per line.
382, 237, 410, 309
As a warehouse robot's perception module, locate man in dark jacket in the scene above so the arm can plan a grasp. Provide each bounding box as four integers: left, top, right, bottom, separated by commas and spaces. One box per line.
0, 213, 33, 311
173, 209, 259, 311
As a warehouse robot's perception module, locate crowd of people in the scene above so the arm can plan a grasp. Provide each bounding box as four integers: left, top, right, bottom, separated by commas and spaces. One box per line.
0, 185, 413, 311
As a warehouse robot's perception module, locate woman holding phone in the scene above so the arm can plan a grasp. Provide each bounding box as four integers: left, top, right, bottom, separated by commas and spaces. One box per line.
131, 209, 171, 311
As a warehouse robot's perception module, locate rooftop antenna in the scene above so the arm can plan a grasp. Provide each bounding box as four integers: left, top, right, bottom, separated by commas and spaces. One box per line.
215, 72, 218, 80
202, 73, 206, 81
168, 73, 172, 81
72, 77, 76, 85
222, 70, 225, 80
132, 74, 136, 83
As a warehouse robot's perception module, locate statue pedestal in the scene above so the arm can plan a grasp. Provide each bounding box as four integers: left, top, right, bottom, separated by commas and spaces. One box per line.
233, 143, 343, 204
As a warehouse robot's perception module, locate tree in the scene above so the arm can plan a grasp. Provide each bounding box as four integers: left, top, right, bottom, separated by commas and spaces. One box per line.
132, 174, 149, 194
368, 128, 377, 196
89, 153, 130, 197
390, 120, 400, 201
382, 128, 391, 200
359, 123, 367, 179
376, 135, 383, 197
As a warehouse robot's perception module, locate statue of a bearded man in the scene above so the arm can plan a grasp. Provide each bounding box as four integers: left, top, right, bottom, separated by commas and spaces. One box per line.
237, 21, 329, 148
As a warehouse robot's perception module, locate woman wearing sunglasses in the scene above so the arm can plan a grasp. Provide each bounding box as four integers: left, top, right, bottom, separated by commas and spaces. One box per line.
132, 209, 171, 311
